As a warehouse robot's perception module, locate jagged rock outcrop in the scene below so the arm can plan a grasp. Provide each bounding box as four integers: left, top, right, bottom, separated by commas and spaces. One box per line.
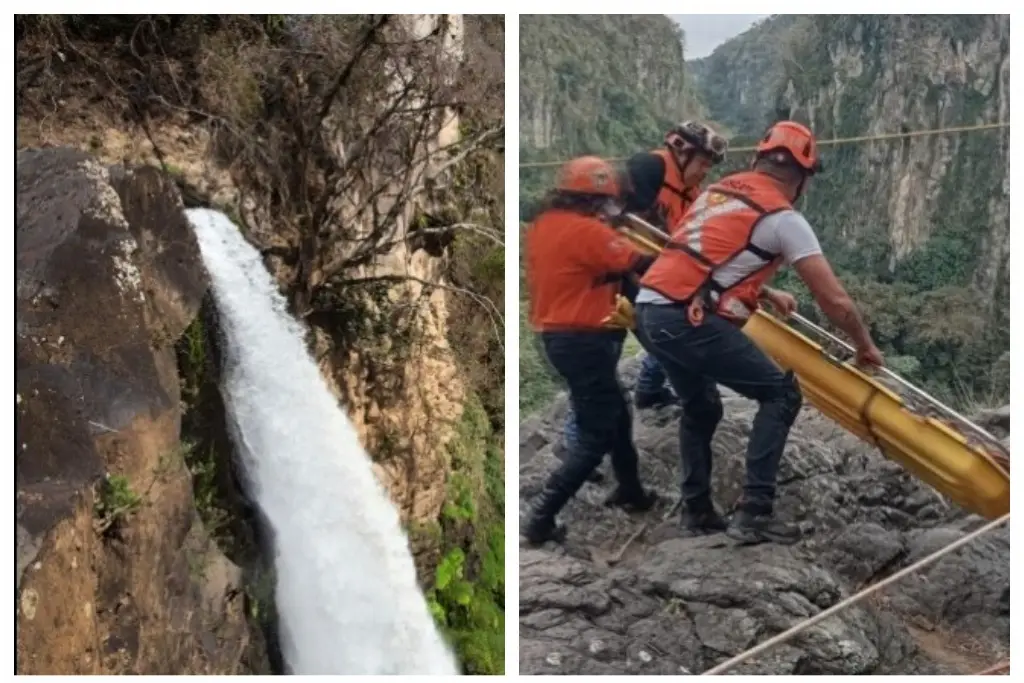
519, 356, 1009, 675
16, 147, 252, 674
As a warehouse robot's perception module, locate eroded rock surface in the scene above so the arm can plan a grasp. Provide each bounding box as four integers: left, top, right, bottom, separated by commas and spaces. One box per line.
16, 147, 251, 674
519, 356, 1009, 675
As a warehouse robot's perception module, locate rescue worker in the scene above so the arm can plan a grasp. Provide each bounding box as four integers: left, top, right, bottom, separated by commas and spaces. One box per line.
523, 156, 660, 545
633, 120, 885, 545
559, 121, 730, 461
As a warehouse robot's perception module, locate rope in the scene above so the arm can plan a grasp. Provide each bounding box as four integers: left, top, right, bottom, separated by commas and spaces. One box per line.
519, 121, 1009, 169
701, 511, 1011, 675
974, 660, 1010, 675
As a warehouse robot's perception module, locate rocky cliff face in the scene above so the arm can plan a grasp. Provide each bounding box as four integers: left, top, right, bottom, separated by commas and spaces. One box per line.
687, 14, 1010, 399
779, 16, 1009, 298
696, 15, 1009, 305
520, 14, 695, 156
518, 358, 1009, 675
16, 148, 260, 674
687, 15, 799, 136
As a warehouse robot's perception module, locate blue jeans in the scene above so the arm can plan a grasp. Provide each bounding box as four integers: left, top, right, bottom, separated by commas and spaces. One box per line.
634, 302, 803, 512
563, 351, 667, 450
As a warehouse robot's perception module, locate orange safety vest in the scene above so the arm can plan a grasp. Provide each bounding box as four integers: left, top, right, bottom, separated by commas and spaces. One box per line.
640, 170, 793, 322
650, 148, 701, 230
526, 208, 644, 331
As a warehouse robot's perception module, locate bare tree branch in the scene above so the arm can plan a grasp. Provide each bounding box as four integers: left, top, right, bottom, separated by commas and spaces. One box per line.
317, 274, 505, 352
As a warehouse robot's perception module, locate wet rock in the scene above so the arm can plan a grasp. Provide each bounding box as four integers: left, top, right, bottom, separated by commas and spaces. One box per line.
16, 147, 249, 674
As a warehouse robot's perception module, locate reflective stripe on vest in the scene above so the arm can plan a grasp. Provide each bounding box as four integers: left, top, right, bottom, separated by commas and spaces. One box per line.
639, 171, 793, 313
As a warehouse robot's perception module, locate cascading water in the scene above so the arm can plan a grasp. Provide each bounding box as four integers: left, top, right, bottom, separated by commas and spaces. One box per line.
186, 208, 459, 675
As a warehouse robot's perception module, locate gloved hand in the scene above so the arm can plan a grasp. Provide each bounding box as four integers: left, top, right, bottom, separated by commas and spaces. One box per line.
602, 295, 636, 330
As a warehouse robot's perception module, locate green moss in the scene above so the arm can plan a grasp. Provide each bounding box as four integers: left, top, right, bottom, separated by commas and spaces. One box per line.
425, 393, 504, 674
94, 474, 142, 532
176, 314, 238, 549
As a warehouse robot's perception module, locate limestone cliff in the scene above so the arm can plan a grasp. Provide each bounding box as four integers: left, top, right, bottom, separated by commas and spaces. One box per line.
520, 14, 699, 157
686, 15, 799, 135
776, 16, 1009, 294
691, 14, 1010, 399
695, 15, 1009, 298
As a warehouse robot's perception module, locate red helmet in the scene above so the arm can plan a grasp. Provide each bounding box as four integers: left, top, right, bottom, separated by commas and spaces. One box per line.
756, 121, 822, 174
555, 156, 620, 197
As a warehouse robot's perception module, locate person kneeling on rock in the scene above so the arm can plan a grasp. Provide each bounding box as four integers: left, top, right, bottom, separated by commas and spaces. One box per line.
633, 121, 884, 545
523, 156, 659, 545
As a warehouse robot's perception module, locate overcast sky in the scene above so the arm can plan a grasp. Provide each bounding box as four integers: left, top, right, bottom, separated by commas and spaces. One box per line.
668, 14, 770, 60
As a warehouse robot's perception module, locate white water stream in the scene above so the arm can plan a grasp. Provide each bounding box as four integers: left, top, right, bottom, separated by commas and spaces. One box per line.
187, 208, 458, 675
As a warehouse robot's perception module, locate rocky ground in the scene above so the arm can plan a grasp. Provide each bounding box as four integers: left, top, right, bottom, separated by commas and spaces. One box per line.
519, 357, 1010, 675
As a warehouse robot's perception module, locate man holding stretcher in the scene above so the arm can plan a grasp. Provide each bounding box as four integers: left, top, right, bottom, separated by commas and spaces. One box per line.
634, 120, 885, 545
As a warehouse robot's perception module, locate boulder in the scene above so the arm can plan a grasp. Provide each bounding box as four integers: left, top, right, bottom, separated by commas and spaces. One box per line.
16, 147, 250, 674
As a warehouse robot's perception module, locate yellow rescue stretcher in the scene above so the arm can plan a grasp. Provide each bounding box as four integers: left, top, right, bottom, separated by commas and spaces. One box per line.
606, 214, 1011, 520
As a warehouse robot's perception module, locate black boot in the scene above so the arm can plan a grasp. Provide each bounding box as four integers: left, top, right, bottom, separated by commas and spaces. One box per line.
726, 505, 801, 546
523, 486, 570, 545
604, 485, 659, 512
679, 502, 728, 536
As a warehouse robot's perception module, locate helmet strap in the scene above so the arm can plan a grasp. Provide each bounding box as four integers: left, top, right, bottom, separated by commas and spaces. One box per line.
669, 145, 695, 181
793, 176, 805, 203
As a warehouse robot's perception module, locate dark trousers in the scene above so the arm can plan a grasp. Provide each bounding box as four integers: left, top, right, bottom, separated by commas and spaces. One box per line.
634, 302, 803, 512
540, 330, 643, 502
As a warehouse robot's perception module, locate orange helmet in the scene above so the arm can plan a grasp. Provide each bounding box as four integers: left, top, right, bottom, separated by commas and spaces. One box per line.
756, 121, 822, 174
555, 156, 620, 197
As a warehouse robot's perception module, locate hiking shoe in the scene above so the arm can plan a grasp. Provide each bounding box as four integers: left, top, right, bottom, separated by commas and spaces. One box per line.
680, 507, 728, 536
604, 486, 659, 512
726, 509, 801, 546
634, 387, 679, 410
523, 515, 567, 545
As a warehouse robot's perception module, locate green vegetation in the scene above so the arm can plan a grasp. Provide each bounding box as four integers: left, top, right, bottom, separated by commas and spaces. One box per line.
432, 19, 506, 672
94, 474, 142, 533
420, 395, 504, 674
177, 314, 241, 551
519, 14, 1009, 414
